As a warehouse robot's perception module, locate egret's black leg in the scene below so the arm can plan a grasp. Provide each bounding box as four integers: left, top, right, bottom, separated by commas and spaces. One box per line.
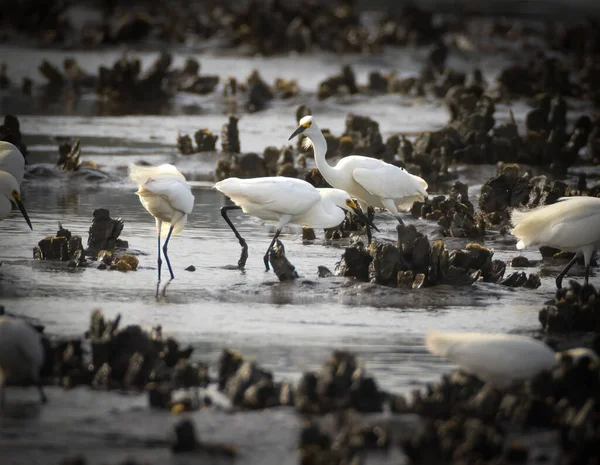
264, 229, 282, 272
585, 264, 591, 286
555, 254, 579, 289
221, 206, 249, 268
366, 223, 372, 245
162, 225, 175, 280
157, 227, 163, 282
395, 215, 405, 226
37, 380, 47, 404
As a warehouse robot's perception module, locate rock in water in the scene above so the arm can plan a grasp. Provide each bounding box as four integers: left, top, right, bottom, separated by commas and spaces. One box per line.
221, 116, 240, 154
269, 240, 299, 281
33, 222, 85, 263
86, 209, 126, 256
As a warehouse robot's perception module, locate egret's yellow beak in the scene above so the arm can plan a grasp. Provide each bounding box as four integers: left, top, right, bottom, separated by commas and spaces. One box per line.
348, 202, 379, 232
288, 125, 307, 140
12, 192, 33, 231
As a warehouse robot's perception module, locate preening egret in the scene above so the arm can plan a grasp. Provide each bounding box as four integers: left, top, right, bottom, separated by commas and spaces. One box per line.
214, 176, 378, 271
0, 316, 47, 408
129, 163, 194, 281
0, 141, 25, 185
511, 196, 600, 288
0, 170, 32, 229
425, 330, 558, 388
289, 115, 428, 242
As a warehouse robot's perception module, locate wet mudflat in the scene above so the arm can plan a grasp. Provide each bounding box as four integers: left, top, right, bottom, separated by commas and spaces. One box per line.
1, 9, 599, 462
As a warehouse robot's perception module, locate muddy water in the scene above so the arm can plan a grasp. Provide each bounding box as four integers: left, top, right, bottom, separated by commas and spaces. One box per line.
0, 45, 590, 464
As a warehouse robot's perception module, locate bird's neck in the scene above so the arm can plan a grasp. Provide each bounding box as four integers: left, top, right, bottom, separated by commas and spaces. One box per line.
309, 129, 343, 186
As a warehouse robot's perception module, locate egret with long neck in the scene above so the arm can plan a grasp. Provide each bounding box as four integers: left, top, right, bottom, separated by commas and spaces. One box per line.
289, 115, 428, 243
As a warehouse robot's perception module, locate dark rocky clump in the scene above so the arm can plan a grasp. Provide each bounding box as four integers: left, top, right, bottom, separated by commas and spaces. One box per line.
335, 225, 537, 289
96, 250, 139, 272
478, 163, 570, 225
411, 181, 486, 238
539, 281, 600, 333
403, 345, 600, 465
176, 129, 218, 154
269, 239, 299, 282
170, 419, 237, 456
38, 310, 208, 406
33, 222, 86, 267
296, 350, 383, 414
96, 53, 174, 112
218, 349, 282, 409
85, 208, 128, 256
299, 412, 390, 465
56, 137, 82, 171
221, 116, 241, 154
0, 114, 28, 159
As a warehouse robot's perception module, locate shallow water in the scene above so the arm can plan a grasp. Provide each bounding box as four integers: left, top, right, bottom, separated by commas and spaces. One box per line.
0, 44, 596, 464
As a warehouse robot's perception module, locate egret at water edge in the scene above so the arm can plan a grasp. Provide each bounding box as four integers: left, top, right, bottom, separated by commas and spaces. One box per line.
129, 163, 194, 281
0, 170, 32, 230
214, 176, 378, 271
288, 115, 428, 243
511, 196, 600, 288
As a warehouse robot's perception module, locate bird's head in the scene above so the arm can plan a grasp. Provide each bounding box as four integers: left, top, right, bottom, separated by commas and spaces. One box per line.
289, 115, 318, 145
1, 171, 32, 230
322, 189, 379, 232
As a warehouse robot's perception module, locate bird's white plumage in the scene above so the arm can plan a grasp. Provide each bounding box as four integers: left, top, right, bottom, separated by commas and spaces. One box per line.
129, 163, 194, 237
0, 316, 44, 386
215, 177, 322, 219
0, 141, 25, 185
425, 330, 558, 388
0, 170, 21, 222
511, 196, 600, 266
215, 177, 356, 229
293, 116, 428, 216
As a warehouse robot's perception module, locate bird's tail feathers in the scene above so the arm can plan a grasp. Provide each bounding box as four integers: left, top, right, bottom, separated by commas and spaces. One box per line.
160, 214, 188, 239
128, 163, 184, 186
425, 330, 489, 356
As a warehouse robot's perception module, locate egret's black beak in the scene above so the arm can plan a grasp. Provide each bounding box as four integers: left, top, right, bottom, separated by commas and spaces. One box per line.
13, 193, 33, 230
289, 125, 306, 140
351, 205, 379, 232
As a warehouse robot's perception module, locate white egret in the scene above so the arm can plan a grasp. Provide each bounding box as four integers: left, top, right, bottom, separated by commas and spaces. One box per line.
511, 196, 600, 288
129, 163, 194, 281
214, 176, 378, 271
0, 316, 47, 408
0, 170, 32, 229
288, 115, 428, 242
0, 141, 25, 185
425, 330, 558, 388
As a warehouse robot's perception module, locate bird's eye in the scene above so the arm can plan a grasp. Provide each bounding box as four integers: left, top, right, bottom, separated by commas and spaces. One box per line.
302, 121, 312, 128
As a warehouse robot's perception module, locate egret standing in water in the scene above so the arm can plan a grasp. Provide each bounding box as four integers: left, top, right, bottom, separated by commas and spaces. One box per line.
215, 176, 377, 271
0, 316, 47, 409
511, 196, 600, 288
129, 163, 194, 281
0, 141, 25, 185
425, 330, 557, 388
288, 115, 428, 242
0, 171, 32, 229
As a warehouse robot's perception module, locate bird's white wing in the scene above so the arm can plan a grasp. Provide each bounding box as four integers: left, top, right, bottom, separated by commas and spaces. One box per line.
0, 142, 25, 185
352, 165, 428, 201
447, 338, 557, 387
512, 197, 600, 249
143, 177, 194, 214
129, 163, 186, 186
426, 330, 557, 387
215, 177, 321, 215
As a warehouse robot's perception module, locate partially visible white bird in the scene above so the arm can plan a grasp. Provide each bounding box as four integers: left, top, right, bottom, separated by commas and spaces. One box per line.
511, 196, 600, 288
0, 316, 47, 409
425, 330, 558, 388
129, 163, 194, 281
214, 176, 377, 271
0, 170, 32, 230
0, 141, 26, 185
288, 115, 428, 242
